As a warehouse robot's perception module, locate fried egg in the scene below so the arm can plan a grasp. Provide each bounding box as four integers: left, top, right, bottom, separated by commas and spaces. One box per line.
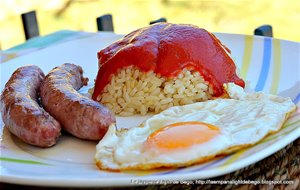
95, 83, 296, 171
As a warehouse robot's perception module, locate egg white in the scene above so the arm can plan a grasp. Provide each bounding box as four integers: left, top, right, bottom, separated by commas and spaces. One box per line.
95, 83, 296, 171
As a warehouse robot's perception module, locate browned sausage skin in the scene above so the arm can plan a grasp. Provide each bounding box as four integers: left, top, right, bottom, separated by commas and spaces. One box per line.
40, 63, 115, 140
0, 65, 61, 147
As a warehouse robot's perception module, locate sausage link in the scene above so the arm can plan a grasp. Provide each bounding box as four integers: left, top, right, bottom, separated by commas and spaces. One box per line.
0, 65, 61, 147
39, 63, 115, 140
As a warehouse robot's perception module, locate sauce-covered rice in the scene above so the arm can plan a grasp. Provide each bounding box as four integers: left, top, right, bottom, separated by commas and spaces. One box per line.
96, 67, 213, 116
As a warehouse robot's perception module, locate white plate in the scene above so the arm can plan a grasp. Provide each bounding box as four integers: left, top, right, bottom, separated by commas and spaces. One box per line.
0, 33, 300, 187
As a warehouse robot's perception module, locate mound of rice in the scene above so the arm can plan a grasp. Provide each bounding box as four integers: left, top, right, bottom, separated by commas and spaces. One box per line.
95, 67, 214, 116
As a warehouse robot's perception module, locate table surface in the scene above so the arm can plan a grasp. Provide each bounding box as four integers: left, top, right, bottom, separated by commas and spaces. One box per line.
1, 31, 299, 190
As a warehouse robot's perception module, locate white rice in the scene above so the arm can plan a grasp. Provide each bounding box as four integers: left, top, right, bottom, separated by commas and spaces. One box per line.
96, 67, 213, 116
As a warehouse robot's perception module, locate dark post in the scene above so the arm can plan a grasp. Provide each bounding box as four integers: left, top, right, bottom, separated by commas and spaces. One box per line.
150, 17, 167, 25
254, 25, 273, 37
96, 14, 114, 32
21, 11, 40, 40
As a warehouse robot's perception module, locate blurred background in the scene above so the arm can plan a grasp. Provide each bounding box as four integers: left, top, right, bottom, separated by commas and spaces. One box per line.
0, 0, 299, 50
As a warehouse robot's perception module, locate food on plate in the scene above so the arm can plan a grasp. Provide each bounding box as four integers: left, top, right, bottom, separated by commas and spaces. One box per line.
0, 65, 61, 147
91, 23, 245, 116
40, 63, 115, 140
95, 83, 296, 171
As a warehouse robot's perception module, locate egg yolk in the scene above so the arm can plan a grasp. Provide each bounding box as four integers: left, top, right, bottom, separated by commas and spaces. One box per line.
145, 122, 220, 151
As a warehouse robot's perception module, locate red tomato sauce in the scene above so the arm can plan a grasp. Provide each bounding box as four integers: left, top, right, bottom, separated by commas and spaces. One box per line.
92, 23, 245, 100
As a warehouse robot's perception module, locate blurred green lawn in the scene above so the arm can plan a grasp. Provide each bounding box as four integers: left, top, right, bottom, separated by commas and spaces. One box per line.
0, 0, 299, 50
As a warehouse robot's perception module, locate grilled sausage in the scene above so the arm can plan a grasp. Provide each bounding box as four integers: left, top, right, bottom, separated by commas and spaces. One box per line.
39, 63, 115, 140
0, 65, 61, 147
